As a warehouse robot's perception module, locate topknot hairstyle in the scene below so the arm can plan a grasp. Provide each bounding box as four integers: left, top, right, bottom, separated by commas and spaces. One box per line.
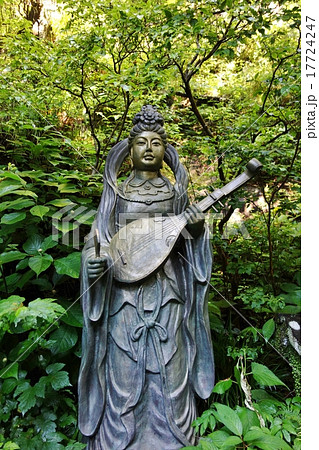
128, 105, 167, 149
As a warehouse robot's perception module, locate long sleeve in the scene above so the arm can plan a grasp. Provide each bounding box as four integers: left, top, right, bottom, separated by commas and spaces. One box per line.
78, 243, 114, 437
184, 225, 215, 399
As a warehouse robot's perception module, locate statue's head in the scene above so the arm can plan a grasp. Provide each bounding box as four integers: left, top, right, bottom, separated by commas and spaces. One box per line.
99, 105, 188, 241
128, 105, 167, 149
128, 105, 167, 172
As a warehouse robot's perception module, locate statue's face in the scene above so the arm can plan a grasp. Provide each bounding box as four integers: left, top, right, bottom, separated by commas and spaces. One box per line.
130, 131, 165, 172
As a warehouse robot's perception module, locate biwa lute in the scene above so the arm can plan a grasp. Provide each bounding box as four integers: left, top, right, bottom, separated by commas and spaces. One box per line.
108, 158, 262, 283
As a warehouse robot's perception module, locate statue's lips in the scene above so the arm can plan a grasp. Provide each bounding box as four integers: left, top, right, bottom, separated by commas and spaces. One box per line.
143, 155, 154, 160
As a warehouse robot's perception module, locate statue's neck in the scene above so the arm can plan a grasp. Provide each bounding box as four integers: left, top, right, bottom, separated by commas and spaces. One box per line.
133, 169, 160, 181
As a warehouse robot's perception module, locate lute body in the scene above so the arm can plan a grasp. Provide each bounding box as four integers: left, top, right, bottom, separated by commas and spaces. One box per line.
109, 158, 262, 283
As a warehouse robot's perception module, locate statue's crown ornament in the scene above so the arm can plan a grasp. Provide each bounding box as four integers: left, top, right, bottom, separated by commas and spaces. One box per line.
132, 105, 164, 127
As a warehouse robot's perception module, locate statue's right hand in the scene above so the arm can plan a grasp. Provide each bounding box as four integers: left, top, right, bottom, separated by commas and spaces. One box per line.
87, 256, 109, 280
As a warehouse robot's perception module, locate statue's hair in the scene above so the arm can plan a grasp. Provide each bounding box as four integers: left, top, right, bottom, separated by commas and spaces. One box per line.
128, 105, 167, 149
95, 107, 188, 244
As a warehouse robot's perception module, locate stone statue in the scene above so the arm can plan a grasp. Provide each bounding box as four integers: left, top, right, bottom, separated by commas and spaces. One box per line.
78, 105, 215, 449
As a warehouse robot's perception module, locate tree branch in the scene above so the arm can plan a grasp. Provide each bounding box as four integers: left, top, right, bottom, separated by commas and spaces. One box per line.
78, 60, 102, 171
261, 30, 301, 113
269, 133, 300, 203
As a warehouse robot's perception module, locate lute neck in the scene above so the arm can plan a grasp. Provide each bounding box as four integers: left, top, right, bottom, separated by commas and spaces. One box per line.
190, 158, 263, 214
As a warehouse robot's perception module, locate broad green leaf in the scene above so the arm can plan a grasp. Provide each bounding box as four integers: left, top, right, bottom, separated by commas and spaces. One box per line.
46, 363, 66, 375
23, 234, 43, 254
0, 296, 24, 319
0, 362, 19, 380
214, 403, 243, 436
59, 412, 76, 428
48, 370, 71, 390
14, 298, 65, 331
55, 220, 79, 233
281, 282, 299, 293
0, 198, 34, 211
13, 190, 38, 199
14, 380, 30, 397
1, 378, 17, 394
28, 254, 53, 276
236, 406, 260, 436
33, 412, 57, 440
256, 399, 279, 416
9, 199, 34, 210
281, 305, 301, 314
12, 257, 29, 271
33, 377, 46, 398
282, 418, 297, 435
212, 378, 233, 394
198, 439, 215, 450
46, 199, 76, 207
3, 442, 20, 450
41, 235, 58, 252
58, 184, 80, 193
282, 429, 291, 443
221, 435, 243, 447
244, 427, 291, 449
207, 430, 231, 447
30, 205, 50, 219
262, 318, 275, 342
281, 290, 301, 306
251, 389, 278, 402
17, 387, 37, 414
54, 252, 81, 278
1, 272, 21, 293
0, 200, 9, 212
27, 298, 65, 321
1, 211, 26, 224
9, 336, 39, 362
252, 363, 287, 387
0, 180, 22, 197
59, 299, 83, 327
1, 171, 26, 185
0, 250, 26, 264
48, 324, 78, 354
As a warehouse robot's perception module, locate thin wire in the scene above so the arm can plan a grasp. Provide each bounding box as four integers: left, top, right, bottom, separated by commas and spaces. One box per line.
177, 74, 301, 201
177, 251, 298, 373
0, 254, 121, 378
126, 196, 214, 256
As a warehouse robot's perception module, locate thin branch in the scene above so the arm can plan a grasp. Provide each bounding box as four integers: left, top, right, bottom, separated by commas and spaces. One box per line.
269, 133, 300, 203
97, 120, 122, 172
261, 30, 301, 113
78, 60, 102, 171
263, 127, 290, 146
188, 16, 237, 79
115, 90, 133, 144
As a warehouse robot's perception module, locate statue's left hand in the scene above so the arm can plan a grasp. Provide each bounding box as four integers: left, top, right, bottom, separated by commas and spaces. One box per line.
185, 204, 205, 237
87, 255, 110, 280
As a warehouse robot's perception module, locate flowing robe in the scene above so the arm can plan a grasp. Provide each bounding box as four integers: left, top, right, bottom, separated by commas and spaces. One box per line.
78, 177, 215, 450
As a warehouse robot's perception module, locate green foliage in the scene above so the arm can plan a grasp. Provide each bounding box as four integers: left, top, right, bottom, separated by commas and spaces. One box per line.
185, 371, 301, 449
0, 165, 96, 446
0, 0, 300, 446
